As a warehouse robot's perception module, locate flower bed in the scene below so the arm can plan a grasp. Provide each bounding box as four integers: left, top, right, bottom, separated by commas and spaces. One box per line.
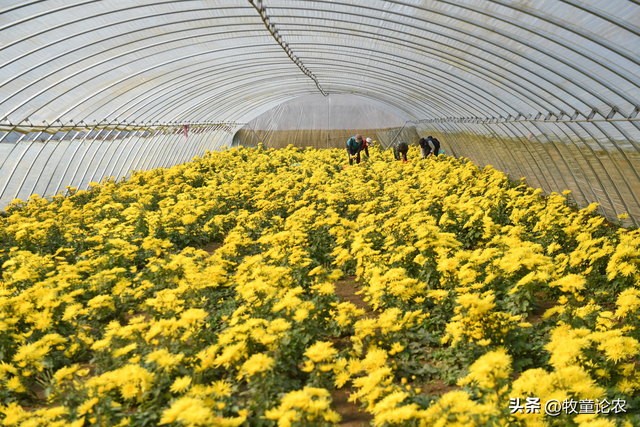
0, 144, 638, 426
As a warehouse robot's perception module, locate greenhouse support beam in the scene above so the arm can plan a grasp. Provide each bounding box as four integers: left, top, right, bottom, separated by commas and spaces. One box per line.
247, 0, 327, 97
417, 117, 640, 124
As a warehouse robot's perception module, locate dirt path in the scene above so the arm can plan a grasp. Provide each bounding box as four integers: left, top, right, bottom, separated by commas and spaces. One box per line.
201, 242, 223, 255
332, 276, 374, 426
334, 276, 374, 315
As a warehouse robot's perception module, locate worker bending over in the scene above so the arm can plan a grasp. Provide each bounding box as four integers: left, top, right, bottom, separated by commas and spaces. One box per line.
346, 134, 370, 165
394, 140, 409, 162
419, 136, 441, 159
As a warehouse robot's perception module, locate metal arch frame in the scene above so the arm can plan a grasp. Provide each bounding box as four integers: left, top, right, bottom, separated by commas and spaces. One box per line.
143, 58, 475, 125
101, 129, 150, 187
115, 48, 444, 124
58, 126, 120, 193
126, 130, 172, 175
174, 49, 528, 123
469, 121, 556, 191
480, 0, 640, 69
498, 121, 575, 194
271, 3, 639, 112
432, 121, 516, 178
564, 120, 640, 215
63, 46, 290, 124
0, 24, 582, 126
163, 77, 322, 123
278, 24, 582, 114
430, 0, 640, 93
114, 63, 415, 125
26, 128, 74, 197
180, 77, 442, 127
0, 2, 254, 54
128, 69, 316, 125
2, 1, 637, 121
164, 49, 504, 124
0, 0, 99, 33
294, 48, 523, 115
100, 128, 167, 182
0, 3, 632, 125
1, 26, 276, 120
436, 121, 498, 172
532, 120, 631, 218
0, 130, 43, 200
101, 129, 162, 186
0, 10, 263, 76
280, 24, 570, 114
488, 120, 566, 192
524, 119, 638, 223
40, 129, 82, 196
300, 47, 526, 114
43, 44, 302, 125
134, 130, 178, 174
506, 120, 605, 210
454, 121, 536, 186
77, 127, 129, 189
558, 0, 640, 39
247, 0, 326, 96
1, 11, 636, 147
581, 120, 640, 188
162, 127, 207, 168
154, 126, 210, 171
91, 57, 293, 123
1, 41, 290, 124
472, 122, 530, 180
337, 0, 640, 103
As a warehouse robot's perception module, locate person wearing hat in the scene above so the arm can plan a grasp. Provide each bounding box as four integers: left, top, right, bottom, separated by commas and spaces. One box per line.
346, 134, 365, 165
362, 137, 372, 159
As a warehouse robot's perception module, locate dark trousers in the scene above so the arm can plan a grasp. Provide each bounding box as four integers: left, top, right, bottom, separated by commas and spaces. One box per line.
348, 149, 361, 165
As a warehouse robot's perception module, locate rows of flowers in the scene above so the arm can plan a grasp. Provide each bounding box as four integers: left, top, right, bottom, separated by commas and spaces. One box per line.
0, 144, 639, 426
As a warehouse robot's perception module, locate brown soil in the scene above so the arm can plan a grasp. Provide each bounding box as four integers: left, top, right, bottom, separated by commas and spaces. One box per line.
331, 276, 375, 426
201, 242, 223, 255
333, 388, 372, 427
527, 293, 559, 324
418, 379, 460, 396
333, 276, 374, 315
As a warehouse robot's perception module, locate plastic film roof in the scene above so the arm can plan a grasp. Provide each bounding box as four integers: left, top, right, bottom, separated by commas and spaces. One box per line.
1, 0, 638, 127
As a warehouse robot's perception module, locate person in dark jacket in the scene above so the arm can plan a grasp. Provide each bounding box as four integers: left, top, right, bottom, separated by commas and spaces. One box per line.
393, 140, 409, 162
419, 136, 441, 159
346, 134, 364, 165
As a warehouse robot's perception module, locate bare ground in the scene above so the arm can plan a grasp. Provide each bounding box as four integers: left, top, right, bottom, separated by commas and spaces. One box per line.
526, 293, 559, 324
332, 388, 373, 427
201, 242, 224, 255
331, 276, 376, 426
333, 276, 374, 315
418, 379, 459, 396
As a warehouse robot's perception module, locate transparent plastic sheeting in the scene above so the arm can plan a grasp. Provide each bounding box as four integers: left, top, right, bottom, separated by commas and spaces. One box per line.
233, 94, 411, 149
417, 119, 640, 226
0, 126, 236, 208
0, 0, 639, 223
2, 0, 639, 125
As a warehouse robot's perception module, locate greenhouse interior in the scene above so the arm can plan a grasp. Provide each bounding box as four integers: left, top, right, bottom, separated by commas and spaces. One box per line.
1, 1, 640, 426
